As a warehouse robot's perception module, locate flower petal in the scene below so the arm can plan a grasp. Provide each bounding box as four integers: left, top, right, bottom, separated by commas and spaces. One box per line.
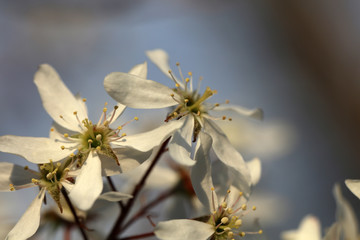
113, 119, 184, 152
68, 152, 103, 211
323, 223, 340, 240
154, 219, 214, 240
204, 119, 251, 196
128, 61, 148, 79
0, 162, 37, 192
168, 116, 195, 166
146, 49, 183, 88
104, 72, 178, 109
333, 183, 359, 239
0, 135, 75, 163
6, 188, 45, 240
191, 132, 217, 212
213, 105, 263, 120
34, 64, 87, 132
281, 215, 321, 240
98, 191, 132, 202
247, 158, 262, 186
345, 179, 360, 200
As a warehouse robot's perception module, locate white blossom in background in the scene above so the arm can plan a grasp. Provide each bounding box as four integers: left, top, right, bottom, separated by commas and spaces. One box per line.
0, 63, 154, 211
281, 184, 359, 240
345, 179, 360, 200
104, 49, 263, 197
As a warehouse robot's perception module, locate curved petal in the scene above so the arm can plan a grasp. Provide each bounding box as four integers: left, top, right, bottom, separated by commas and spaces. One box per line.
212, 105, 263, 120
281, 215, 321, 240
323, 223, 340, 240
146, 49, 183, 88
345, 179, 360, 200
104, 72, 178, 109
113, 119, 184, 152
154, 219, 214, 240
128, 61, 148, 79
204, 119, 251, 196
98, 191, 132, 202
168, 116, 195, 166
68, 152, 103, 211
333, 184, 359, 239
191, 132, 217, 212
247, 158, 262, 186
0, 162, 37, 192
0, 135, 75, 163
6, 188, 45, 240
34, 64, 87, 132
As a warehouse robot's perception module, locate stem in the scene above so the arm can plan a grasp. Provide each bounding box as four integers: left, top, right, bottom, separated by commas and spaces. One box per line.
107, 176, 125, 210
120, 188, 176, 232
106, 137, 171, 240
117, 232, 155, 240
61, 188, 89, 240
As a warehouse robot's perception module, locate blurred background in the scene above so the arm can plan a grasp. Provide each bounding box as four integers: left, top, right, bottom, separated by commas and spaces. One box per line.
1, 0, 360, 239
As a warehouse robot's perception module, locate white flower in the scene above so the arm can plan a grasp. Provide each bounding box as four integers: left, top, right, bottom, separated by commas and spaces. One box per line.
0, 63, 153, 211
104, 49, 263, 197
345, 179, 360, 200
0, 161, 75, 240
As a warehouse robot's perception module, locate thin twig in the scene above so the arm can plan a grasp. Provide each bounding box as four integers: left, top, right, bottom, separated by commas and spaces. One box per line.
117, 232, 155, 240
106, 137, 171, 240
61, 188, 89, 240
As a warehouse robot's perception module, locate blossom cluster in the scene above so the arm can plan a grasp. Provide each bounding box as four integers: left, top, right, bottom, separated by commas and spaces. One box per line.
0, 49, 264, 240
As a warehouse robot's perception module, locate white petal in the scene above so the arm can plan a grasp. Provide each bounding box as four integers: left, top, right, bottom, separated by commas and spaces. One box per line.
34, 64, 87, 132
99, 148, 152, 176
0, 162, 37, 192
146, 49, 183, 87
191, 132, 217, 212
6, 188, 45, 240
104, 72, 178, 109
61, 180, 74, 192
323, 223, 340, 240
154, 219, 214, 240
213, 105, 263, 120
68, 152, 103, 211
204, 119, 251, 196
345, 179, 360, 200
98, 191, 132, 202
333, 183, 359, 239
281, 215, 321, 240
247, 158, 262, 186
169, 116, 195, 166
128, 61, 148, 79
113, 119, 184, 152
0, 135, 75, 163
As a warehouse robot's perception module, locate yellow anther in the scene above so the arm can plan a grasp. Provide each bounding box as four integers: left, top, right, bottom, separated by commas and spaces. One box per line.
221, 202, 227, 208
69, 153, 75, 157
173, 112, 178, 116
32, 178, 39, 184
96, 146, 101, 151
176, 62, 180, 66
258, 230, 263, 234
114, 105, 119, 110
228, 231, 234, 238
134, 117, 139, 121
185, 78, 190, 82
227, 189, 231, 193
64, 168, 70, 172
213, 90, 218, 94
170, 93, 175, 97
225, 100, 230, 104
73, 111, 77, 115
184, 99, 189, 103
88, 139, 93, 143
24, 166, 29, 170
239, 192, 243, 197
175, 83, 180, 88
60, 115, 64, 119
96, 134, 102, 141
227, 208, 233, 214
122, 133, 127, 137
235, 219, 242, 227
212, 211, 217, 215
61, 146, 65, 150
252, 206, 257, 211
241, 204, 247, 210
103, 107, 108, 112
239, 232, 246, 237
168, 70, 172, 73
228, 118, 233, 121
215, 103, 220, 107
197, 111, 201, 116
224, 227, 231, 232
82, 98, 87, 102
50, 128, 54, 132
188, 72, 192, 76
211, 187, 215, 191
46, 172, 53, 180
104, 102, 108, 106
117, 126, 122, 130
221, 217, 229, 224
64, 133, 69, 137
222, 116, 226, 120
57, 162, 61, 167
9, 184, 15, 191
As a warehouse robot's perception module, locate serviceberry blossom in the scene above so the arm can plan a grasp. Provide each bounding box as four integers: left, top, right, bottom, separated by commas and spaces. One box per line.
104, 49, 263, 196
